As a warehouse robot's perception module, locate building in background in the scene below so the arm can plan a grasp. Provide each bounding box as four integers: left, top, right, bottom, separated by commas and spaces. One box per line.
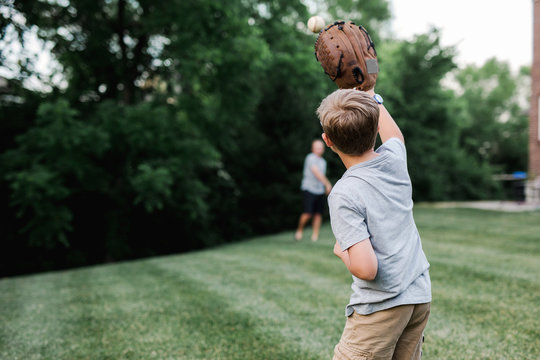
528, 0, 540, 202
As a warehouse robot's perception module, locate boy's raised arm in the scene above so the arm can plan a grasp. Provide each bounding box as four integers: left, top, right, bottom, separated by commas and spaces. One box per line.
366, 89, 404, 144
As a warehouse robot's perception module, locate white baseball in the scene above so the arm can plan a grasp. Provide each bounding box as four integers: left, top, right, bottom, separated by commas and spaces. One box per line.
307, 16, 325, 33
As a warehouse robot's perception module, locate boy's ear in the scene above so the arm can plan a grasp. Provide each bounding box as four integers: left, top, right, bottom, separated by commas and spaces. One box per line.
322, 133, 333, 148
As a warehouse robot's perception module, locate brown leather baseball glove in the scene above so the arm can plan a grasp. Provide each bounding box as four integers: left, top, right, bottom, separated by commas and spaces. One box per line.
314, 21, 378, 90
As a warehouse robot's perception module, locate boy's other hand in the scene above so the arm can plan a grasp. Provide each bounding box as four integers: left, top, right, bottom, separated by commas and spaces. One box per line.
333, 241, 343, 257
325, 183, 332, 195
334, 241, 353, 270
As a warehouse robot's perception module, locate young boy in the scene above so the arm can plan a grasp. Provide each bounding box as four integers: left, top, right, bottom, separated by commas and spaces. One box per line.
295, 139, 332, 241
318, 88, 431, 360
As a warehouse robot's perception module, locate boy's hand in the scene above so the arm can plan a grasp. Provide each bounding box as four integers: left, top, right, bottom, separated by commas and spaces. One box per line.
333, 239, 378, 280
333, 241, 342, 257
334, 241, 352, 269
334, 241, 347, 259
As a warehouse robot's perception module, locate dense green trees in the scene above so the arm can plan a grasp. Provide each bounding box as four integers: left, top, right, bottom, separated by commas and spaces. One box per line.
0, 0, 529, 275
456, 59, 529, 174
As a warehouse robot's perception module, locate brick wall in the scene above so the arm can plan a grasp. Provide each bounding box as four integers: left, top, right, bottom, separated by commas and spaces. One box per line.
530, 0, 540, 180
527, 0, 540, 203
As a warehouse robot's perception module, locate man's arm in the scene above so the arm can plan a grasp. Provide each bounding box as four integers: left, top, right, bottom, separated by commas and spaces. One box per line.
334, 239, 378, 281
366, 89, 404, 144
311, 165, 332, 194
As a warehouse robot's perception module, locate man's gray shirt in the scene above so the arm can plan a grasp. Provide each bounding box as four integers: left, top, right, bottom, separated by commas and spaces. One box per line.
328, 138, 431, 316
301, 153, 327, 195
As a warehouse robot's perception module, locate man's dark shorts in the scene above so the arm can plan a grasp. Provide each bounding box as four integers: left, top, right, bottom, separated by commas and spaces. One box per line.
303, 190, 324, 214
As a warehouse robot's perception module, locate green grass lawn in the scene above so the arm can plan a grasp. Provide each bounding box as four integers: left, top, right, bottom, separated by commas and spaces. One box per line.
1, 207, 539, 359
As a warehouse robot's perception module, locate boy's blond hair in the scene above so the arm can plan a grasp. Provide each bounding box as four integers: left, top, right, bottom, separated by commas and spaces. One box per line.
317, 89, 379, 155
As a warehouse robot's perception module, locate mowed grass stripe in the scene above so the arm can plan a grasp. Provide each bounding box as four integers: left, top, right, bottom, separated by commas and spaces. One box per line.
2, 257, 327, 359
415, 207, 540, 252
127, 261, 320, 359
151, 239, 348, 358
0, 270, 88, 359
1, 207, 539, 359
415, 207, 540, 360
426, 264, 540, 359
60, 263, 199, 358
427, 241, 539, 284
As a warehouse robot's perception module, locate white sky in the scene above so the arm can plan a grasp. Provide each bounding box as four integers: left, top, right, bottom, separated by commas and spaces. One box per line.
390, 0, 533, 71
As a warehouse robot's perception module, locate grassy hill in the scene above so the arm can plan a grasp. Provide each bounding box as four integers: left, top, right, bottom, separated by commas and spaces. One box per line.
1, 207, 539, 359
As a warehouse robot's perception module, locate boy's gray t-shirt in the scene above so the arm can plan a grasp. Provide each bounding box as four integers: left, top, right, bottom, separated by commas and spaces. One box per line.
328, 138, 431, 316
301, 153, 327, 195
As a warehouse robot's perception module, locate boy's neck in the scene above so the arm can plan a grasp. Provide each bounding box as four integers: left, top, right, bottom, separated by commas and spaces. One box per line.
338, 149, 379, 169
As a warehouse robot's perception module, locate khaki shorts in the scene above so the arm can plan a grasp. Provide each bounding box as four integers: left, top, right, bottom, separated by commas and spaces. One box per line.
333, 303, 430, 360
